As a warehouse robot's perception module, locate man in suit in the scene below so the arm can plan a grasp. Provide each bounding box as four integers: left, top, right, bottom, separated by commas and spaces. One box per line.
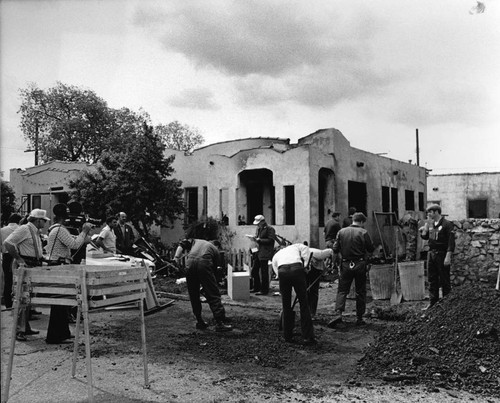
250, 215, 276, 295
113, 212, 135, 255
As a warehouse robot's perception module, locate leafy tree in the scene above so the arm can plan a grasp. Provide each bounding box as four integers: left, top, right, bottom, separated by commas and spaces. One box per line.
154, 121, 204, 153
1, 181, 17, 225
68, 123, 184, 239
18, 82, 149, 163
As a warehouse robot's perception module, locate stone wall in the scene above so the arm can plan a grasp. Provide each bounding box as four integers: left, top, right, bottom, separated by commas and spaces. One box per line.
451, 218, 500, 285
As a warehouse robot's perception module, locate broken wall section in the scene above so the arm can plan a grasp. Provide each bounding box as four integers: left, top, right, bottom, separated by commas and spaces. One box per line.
452, 218, 500, 285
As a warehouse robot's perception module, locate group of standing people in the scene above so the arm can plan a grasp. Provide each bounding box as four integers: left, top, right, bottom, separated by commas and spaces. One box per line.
93, 211, 135, 255
254, 203, 455, 345
1, 204, 139, 343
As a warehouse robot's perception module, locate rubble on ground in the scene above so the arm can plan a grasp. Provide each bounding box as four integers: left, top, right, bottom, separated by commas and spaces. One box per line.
358, 282, 500, 398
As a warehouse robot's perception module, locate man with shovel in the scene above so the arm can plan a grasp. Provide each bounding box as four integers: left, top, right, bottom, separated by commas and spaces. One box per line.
328, 212, 374, 328
272, 243, 316, 345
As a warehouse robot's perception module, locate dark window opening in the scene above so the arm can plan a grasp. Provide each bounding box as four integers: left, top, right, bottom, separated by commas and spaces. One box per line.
405, 190, 415, 211
319, 168, 335, 227
468, 199, 487, 218
418, 192, 425, 211
382, 186, 390, 212
391, 187, 399, 219
185, 187, 198, 225
348, 181, 367, 216
202, 186, 208, 219
32, 195, 41, 209
284, 186, 295, 225
220, 188, 229, 225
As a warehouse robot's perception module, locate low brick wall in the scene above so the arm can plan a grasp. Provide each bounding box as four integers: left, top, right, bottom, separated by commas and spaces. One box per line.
451, 219, 500, 285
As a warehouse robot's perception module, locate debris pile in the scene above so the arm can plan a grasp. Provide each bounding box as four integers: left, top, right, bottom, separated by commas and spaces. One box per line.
358, 282, 500, 398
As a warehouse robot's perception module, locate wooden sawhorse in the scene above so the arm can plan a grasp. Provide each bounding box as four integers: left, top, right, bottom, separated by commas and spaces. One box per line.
2, 263, 149, 403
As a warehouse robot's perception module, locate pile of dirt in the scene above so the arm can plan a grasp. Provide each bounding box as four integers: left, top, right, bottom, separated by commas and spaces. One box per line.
154, 275, 189, 295
358, 282, 500, 398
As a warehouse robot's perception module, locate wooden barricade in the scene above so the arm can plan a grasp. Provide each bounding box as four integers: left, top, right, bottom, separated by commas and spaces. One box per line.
2, 263, 149, 403
227, 248, 252, 272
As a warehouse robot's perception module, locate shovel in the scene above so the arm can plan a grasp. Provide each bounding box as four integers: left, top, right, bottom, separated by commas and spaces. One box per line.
278, 252, 315, 330
390, 227, 402, 305
496, 266, 500, 291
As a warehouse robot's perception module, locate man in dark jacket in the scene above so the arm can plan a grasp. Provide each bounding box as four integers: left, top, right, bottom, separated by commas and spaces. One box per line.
113, 212, 135, 255
250, 215, 276, 295
328, 212, 374, 327
419, 204, 455, 307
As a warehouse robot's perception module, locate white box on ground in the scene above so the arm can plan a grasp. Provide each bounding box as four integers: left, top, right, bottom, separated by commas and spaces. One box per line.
227, 264, 250, 301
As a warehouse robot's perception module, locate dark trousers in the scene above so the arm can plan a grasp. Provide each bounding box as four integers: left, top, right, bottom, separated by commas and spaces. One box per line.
427, 250, 451, 306
335, 261, 367, 319
278, 263, 314, 341
46, 305, 71, 343
251, 258, 270, 294
45, 261, 71, 343
2, 253, 14, 308
306, 268, 322, 317
186, 259, 225, 322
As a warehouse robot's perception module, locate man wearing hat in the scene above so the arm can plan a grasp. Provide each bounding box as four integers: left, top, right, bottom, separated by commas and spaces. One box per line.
4, 209, 50, 341
250, 215, 276, 295
420, 204, 455, 307
327, 212, 374, 328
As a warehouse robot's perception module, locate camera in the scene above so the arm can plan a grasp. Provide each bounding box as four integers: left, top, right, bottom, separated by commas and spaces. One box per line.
86, 217, 102, 227
66, 201, 101, 229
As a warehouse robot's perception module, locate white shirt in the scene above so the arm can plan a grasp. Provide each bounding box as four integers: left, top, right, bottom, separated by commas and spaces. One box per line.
309, 247, 333, 271
4, 222, 43, 258
1, 223, 19, 253
98, 225, 116, 253
271, 244, 311, 277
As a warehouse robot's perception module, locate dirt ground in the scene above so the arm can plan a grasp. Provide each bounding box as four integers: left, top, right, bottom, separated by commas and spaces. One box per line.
1, 278, 499, 403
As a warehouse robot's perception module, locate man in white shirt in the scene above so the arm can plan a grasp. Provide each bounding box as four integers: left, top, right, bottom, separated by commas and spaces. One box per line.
272, 243, 315, 345
95, 216, 118, 254
4, 209, 50, 341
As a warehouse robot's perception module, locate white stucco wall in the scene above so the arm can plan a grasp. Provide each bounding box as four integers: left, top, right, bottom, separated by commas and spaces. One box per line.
427, 173, 500, 220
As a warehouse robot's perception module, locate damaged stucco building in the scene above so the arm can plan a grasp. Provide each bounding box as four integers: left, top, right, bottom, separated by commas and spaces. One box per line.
165, 128, 428, 250
7, 129, 428, 250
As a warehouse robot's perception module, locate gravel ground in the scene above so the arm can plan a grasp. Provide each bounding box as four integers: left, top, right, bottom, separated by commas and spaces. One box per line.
2, 276, 499, 402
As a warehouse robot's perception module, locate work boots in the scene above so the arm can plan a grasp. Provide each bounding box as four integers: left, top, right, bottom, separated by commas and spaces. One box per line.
195, 316, 209, 330
215, 321, 233, 332
327, 311, 343, 328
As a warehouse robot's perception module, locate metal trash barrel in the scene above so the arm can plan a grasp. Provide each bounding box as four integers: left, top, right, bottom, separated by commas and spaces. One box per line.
398, 261, 425, 301
369, 264, 394, 300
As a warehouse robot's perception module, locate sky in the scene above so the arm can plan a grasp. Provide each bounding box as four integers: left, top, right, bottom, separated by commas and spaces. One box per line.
1, 0, 499, 181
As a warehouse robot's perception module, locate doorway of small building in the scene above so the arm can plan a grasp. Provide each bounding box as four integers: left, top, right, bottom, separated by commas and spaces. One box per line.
238, 169, 275, 225
347, 181, 367, 216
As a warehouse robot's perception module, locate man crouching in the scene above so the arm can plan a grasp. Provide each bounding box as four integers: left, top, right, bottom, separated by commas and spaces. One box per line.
272, 243, 316, 345
175, 238, 232, 332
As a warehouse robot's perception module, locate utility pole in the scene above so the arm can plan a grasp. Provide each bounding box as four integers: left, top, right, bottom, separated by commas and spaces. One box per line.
416, 128, 420, 166
25, 117, 40, 166
34, 118, 39, 166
